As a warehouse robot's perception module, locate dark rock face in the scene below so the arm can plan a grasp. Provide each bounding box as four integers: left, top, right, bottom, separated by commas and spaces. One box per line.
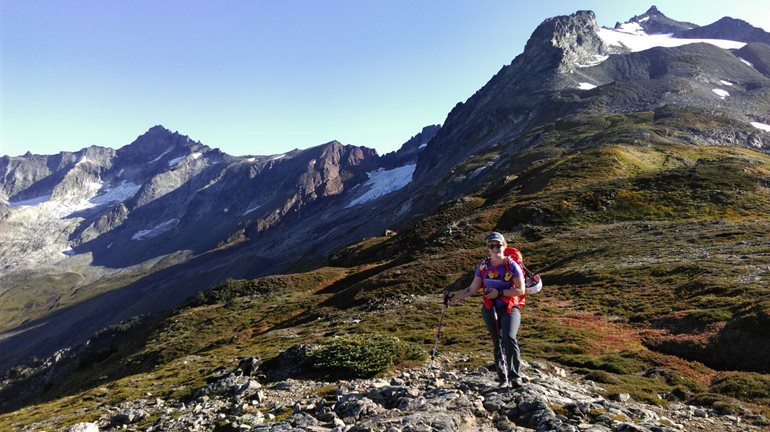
735, 43, 770, 79
0, 148, 114, 202
680, 17, 770, 44
414, 11, 609, 188
583, 42, 770, 119
1, 130, 386, 271
114, 125, 199, 166
524, 10, 608, 73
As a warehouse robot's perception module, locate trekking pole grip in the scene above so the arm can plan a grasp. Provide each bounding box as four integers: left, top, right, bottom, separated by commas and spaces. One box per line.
443, 290, 452, 306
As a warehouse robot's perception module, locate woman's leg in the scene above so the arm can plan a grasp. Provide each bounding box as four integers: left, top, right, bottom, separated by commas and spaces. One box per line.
481, 306, 506, 383
501, 306, 522, 380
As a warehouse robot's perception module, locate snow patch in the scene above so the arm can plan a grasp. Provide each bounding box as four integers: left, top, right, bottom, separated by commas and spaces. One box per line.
131, 218, 179, 241
149, 148, 172, 164
92, 181, 141, 205
470, 166, 488, 178
57, 181, 141, 217
242, 204, 262, 216
750, 122, 770, 132
738, 57, 754, 67
167, 152, 201, 167
223, 207, 229, 213
8, 181, 137, 215
418, 143, 428, 150
8, 194, 52, 208
720, 80, 734, 86
578, 82, 597, 90
638, 16, 650, 23
346, 164, 416, 208
245, 157, 256, 162
270, 154, 286, 161
75, 156, 92, 167
167, 155, 185, 167
712, 88, 730, 99
598, 27, 745, 56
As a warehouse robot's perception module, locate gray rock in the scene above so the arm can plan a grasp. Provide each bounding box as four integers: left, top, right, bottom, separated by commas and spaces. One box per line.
610, 393, 631, 402
335, 394, 382, 421
64, 423, 99, 432
110, 408, 147, 425
237, 379, 263, 399
581, 425, 612, 432
614, 422, 653, 432
237, 357, 262, 377
42, 358, 764, 432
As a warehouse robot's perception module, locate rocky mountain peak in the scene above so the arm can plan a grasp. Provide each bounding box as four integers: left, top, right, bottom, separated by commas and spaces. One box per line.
303, 140, 380, 196
523, 10, 608, 73
380, 124, 440, 169
620, 5, 697, 35
117, 125, 201, 164
645, 5, 662, 15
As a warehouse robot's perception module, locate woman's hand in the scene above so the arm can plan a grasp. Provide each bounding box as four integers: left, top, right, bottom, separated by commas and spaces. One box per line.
447, 291, 461, 306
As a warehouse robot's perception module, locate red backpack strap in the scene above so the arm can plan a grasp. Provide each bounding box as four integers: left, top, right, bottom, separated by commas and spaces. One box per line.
503, 257, 526, 313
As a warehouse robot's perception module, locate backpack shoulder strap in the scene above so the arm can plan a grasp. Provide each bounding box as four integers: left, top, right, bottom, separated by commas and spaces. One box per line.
479, 258, 490, 287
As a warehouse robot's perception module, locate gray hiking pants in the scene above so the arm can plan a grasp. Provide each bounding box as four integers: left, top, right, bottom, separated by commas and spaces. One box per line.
481, 304, 521, 383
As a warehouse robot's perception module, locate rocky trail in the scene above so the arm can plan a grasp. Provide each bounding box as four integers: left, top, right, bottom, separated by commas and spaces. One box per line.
58, 357, 766, 432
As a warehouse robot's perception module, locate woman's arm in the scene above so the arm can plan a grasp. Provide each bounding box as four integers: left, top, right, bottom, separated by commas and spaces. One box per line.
504, 271, 525, 297
447, 276, 483, 305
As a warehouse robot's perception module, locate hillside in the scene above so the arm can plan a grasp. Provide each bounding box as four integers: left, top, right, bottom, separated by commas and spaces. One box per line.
2, 6, 770, 432
2, 109, 769, 431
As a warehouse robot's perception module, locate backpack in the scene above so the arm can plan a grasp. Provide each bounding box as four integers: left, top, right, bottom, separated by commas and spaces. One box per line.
480, 256, 524, 312
504, 246, 543, 295
480, 246, 543, 311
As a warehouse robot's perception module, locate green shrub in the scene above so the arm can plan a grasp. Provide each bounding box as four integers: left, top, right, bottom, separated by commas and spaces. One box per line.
688, 392, 721, 406
710, 372, 770, 399
584, 370, 619, 384
689, 392, 738, 412
686, 308, 733, 325
308, 333, 427, 378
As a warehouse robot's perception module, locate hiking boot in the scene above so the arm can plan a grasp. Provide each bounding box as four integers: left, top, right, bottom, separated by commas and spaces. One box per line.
498, 379, 510, 388
511, 377, 524, 387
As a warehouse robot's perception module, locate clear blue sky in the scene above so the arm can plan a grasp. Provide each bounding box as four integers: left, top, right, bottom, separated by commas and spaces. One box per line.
2, 1, 768, 157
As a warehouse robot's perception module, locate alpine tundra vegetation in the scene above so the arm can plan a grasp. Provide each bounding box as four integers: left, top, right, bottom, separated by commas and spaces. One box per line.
1, 5, 770, 432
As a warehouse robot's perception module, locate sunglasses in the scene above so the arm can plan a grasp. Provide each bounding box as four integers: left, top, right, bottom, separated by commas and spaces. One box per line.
487, 243, 502, 250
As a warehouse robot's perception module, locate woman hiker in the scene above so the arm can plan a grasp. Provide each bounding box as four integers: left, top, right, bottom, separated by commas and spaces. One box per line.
446, 231, 526, 387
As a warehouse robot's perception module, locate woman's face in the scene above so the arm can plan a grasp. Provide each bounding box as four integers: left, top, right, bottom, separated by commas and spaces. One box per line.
487, 241, 505, 259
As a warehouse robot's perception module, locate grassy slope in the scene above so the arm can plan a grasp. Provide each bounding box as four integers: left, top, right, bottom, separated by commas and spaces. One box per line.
0, 254, 187, 333
3, 109, 770, 430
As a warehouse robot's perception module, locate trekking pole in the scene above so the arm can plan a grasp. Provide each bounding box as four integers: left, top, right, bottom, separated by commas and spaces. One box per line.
520, 263, 537, 278
493, 305, 510, 388
429, 291, 452, 371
